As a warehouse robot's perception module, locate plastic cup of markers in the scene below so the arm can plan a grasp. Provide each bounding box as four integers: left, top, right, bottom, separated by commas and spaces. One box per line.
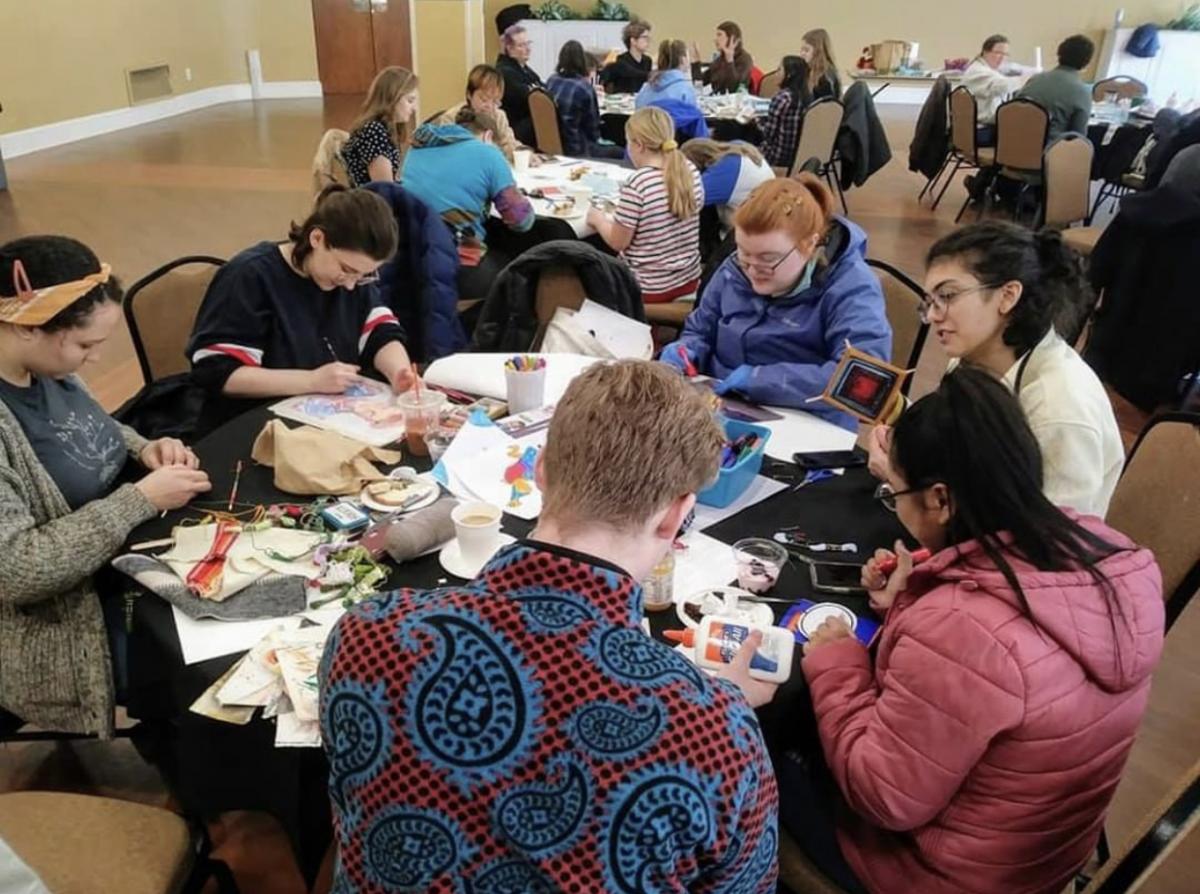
732, 538, 789, 594
505, 365, 547, 415
397, 390, 445, 457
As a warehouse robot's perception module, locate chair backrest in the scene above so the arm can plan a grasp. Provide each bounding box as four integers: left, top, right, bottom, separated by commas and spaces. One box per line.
995, 98, 1049, 171
1042, 133, 1095, 228
748, 66, 765, 95
792, 98, 843, 175
1105, 412, 1200, 632
528, 88, 563, 155
1092, 76, 1149, 103
759, 68, 783, 99
948, 86, 979, 159
124, 256, 225, 385
311, 128, 350, 195
1080, 758, 1200, 894
530, 265, 588, 349
866, 258, 929, 390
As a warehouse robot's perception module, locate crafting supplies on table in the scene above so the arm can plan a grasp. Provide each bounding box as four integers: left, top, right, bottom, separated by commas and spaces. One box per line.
698, 419, 771, 508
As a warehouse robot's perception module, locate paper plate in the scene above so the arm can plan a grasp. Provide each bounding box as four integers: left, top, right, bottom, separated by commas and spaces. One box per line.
798, 602, 857, 638
359, 478, 440, 514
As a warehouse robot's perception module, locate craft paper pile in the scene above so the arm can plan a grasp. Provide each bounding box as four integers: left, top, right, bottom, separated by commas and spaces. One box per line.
268, 378, 408, 447
252, 419, 402, 495
433, 410, 546, 520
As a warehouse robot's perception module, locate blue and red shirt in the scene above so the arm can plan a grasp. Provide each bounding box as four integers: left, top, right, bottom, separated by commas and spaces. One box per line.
319, 540, 779, 893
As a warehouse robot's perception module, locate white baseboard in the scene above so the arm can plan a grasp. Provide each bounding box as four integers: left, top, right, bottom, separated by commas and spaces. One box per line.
0, 80, 323, 159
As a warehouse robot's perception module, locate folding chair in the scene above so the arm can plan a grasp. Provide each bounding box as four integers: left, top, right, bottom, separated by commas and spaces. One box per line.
968, 97, 1048, 223
931, 87, 995, 212
791, 98, 846, 212
865, 258, 930, 394
123, 256, 225, 386
528, 88, 564, 156
1042, 134, 1103, 255
758, 68, 783, 99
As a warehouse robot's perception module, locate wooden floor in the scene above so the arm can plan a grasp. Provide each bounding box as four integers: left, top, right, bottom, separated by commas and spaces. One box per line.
0, 97, 1195, 893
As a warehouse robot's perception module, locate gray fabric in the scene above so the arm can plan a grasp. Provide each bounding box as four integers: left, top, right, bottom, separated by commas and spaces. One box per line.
1017, 66, 1091, 142
0, 375, 155, 738
0, 375, 126, 510
0, 836, 50, 894
384, 496, 457, 562
1162, 144, 1200, 195
111, 554, 307, 620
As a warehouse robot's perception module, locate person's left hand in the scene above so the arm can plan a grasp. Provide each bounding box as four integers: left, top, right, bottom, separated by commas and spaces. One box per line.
715, 629, 779, 708
712, 364, 752, 396
139, 438, 199, 471
803, 617, 853, 656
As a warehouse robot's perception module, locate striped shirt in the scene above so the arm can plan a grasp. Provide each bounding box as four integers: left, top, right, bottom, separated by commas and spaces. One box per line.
614, 161, 705, 301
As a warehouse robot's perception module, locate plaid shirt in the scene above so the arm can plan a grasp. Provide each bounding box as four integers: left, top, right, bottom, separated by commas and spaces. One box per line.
546, 75, 602, 157
761, 90, 806, 168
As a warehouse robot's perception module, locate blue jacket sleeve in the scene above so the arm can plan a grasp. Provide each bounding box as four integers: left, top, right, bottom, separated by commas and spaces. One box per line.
738, 267, 892, 427
416, 204, 467, 360
700, 155, 742, 208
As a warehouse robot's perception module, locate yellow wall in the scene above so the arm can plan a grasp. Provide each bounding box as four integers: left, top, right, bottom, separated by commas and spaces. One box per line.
483, 0, 1177, 81
414, 0, 488, 117
0, 0, 318, 134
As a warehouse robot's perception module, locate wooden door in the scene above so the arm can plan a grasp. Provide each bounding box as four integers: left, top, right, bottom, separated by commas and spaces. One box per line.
311, 0, 377, 95
369, 0, 413, 72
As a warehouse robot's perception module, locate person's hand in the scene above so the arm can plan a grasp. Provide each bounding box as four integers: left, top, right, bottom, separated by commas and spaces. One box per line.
866, 423, 892, 481
390, 365, 418, 394
712, 364, 752, 396
135, 467, 212, 512
659, 342, 691, 374
715, 629, 779, 708
139, 438, 198, 471
308, 362, 362, 394
586, 204, 608, 229
862, 539, 913, 613
803, 617, 853, 656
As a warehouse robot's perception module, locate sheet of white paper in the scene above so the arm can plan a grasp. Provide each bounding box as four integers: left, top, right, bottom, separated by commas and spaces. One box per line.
449, 439, 544, 520
673, 531, 739, 599
171, 608, 301, 665
424, 353, 600, 403
571, 299, 654, 359
268, 378, 407, 447
693, 476, 787, 532
275, 711, 322, 748
760, 407, 857, 461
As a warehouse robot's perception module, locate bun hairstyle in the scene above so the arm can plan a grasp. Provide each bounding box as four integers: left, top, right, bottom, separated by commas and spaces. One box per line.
0, 235, 123, 332
288, 185, 399, 269
733, 174, 835, 256
925, 221, 1092, 354
625, 107, 698, 221
454, 105, 500, 136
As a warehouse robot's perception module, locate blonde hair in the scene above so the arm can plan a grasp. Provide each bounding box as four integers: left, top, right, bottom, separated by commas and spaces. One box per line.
351, 67, 419, 149
541, 360, 724, 528
803, 29, 836, 91
681, 138, 764, 171
734, 174, 835, 249
626, 107, 698, 220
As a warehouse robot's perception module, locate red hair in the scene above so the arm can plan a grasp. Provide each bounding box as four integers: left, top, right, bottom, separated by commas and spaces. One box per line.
733, 174, 835, 246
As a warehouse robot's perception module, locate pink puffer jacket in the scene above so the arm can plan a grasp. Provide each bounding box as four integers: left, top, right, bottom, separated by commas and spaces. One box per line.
802, 516, 1165, 894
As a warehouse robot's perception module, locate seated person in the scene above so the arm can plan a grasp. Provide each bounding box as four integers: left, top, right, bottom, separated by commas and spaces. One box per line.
431, 64, 519, 164
760, 56, 815, 169
662, 176, 891, 429
496, 24, 545, 148
401, 108, 535, 300
0, 236, 211, 735
187, 186, 416, 430
341, 67, 420, 187
600, 18, 653, 94
361, 181, 467, 361
587, 107, 705, 303
800, 29, 842, 101
681, 138, 774, 258
691, 21, 754, 95
635, 39, 698, 110
774, 365, 1163, 894
546, 41, 624, 160
1018, 34, 1094, 142
961, 34, 1030, 144
320, 360, 778, 892
871, 221, 1123, 516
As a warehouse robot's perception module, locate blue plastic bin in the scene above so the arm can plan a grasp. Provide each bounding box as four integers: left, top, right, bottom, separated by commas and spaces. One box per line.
697, 418, 772, 508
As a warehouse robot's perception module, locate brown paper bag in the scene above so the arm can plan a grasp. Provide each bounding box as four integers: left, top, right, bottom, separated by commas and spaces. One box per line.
251, 420, 402, 495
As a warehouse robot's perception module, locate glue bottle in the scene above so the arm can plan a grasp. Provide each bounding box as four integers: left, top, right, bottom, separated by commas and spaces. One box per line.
664, 617, 794, 683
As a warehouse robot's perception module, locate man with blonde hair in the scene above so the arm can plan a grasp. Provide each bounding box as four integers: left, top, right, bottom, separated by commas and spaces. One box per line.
320, 360, 779, 893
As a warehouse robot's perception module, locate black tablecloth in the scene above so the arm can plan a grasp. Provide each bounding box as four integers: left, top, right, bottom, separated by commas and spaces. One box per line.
1088, 120, 1152, 183
601, 112, 762, 147
121, 405, 905, 876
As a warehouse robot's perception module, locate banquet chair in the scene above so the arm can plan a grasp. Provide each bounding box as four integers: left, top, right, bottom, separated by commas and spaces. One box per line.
1091, 76, 1149, 104
967, 98, 1048, 223
528, 88, 564, 155
932, 87, 995, 213
759, 68, 783, 99
530, 265, 587, 350
865, 258, 930, 395
1042, 134, 1103, 256
124, 256, 225, 386
789, 99, 846, 211
0, 791, 238, 894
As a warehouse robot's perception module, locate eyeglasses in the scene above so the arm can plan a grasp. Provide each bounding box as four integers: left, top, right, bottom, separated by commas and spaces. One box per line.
918, 282, 1000, 323
874, 481, 929, 513
734, 247, 796, 277
329, 249, 381, 286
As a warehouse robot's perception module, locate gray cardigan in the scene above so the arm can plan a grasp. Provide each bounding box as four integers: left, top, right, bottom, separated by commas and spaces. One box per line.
0, 378, 156, 737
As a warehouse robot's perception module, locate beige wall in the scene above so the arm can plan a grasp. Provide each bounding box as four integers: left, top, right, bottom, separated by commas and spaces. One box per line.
413, 0, 487, 117
0, 0, 318, 134
483, 0, 1177, 83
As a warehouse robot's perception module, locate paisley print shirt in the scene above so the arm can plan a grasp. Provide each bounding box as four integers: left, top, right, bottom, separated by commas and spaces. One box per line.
319, 540, 779, 893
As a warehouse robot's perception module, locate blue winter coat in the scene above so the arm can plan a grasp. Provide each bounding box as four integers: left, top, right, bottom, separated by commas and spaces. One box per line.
635, 70, 699, 109
362, 182, 466, 362
669, 217, 891, 430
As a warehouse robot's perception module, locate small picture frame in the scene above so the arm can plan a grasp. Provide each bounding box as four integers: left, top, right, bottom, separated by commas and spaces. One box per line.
821, 346, 910, 424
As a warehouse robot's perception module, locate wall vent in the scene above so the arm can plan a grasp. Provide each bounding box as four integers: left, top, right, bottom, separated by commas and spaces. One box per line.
125, 64, 173, 105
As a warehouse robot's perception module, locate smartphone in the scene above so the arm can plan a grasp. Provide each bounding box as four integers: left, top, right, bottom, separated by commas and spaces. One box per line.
809, 561, 868, 595
793, 449, 867, 471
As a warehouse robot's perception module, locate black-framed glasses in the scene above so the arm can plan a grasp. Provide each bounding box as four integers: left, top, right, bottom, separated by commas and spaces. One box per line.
874, 481, 929, 513
734, 246, 796, 277
918, 282, 1001, 323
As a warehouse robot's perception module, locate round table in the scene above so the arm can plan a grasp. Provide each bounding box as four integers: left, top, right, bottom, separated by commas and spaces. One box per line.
601, 111, 762, 147
120, 402, 905, 878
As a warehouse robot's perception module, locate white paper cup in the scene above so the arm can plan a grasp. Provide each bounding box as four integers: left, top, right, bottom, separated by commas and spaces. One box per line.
505, 366, 547, 415
452, 501, 503, 570
514, 149, 533, 172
